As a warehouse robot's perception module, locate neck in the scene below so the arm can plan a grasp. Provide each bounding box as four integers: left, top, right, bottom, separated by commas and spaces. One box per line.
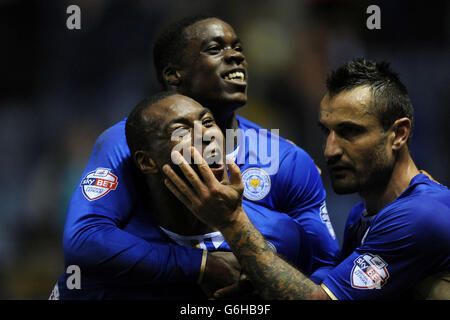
213, 111, 240, 154
146, 175, 215, 235
216, 112, 239, 132
361, 149, 419, 216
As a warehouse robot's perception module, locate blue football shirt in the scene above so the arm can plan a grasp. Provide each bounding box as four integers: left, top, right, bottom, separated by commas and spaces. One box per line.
321, 173, 450, 300
232, 116, 340, 282
55, 115, 340, 299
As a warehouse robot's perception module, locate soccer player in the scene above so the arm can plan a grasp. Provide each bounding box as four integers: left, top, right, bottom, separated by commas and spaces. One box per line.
52, 15, 340, 299
163, 58, 450, 299
122, 91, 313, 298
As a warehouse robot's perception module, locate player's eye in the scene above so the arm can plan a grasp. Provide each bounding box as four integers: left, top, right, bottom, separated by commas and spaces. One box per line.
202, 117, 215, 127
205, 45, 221, 55
337, 126, 364, 140
170, 127, 191, 140
234, 44, 243, 52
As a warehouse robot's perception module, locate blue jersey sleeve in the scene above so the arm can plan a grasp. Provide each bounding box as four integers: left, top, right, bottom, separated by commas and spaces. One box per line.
322, 200, 450, 299
273, 145, 341, 283
62, 119, 204, 284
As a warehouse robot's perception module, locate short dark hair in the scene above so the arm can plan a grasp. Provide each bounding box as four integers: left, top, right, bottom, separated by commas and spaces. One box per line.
153, 14, 218, 87
326, 58, 414, 142
125, 91, 176, 158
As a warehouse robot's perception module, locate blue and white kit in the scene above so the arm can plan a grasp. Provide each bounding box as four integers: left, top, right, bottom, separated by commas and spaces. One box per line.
321, 173, 450, 299
53, 116, 340, 299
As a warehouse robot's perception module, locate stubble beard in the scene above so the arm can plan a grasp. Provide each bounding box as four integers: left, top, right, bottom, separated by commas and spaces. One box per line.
331, 142, 394, 196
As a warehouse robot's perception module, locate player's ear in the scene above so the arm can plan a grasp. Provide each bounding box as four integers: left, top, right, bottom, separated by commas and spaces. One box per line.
134, 150, 159, 174
391, 117, 412, 151
162, 63, 182, 88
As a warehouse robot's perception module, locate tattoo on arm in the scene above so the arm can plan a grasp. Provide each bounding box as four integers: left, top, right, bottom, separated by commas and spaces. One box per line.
224, 215, 329, 300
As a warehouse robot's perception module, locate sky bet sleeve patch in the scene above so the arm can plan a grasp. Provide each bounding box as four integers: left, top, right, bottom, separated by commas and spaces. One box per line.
80, 168, 118, 201
351, 253, 389, 290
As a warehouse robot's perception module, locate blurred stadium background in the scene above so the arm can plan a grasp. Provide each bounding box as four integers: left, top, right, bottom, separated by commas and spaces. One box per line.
1, 0, 448, 299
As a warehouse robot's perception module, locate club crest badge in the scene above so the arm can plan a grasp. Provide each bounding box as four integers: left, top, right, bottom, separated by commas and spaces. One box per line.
351, 253, 389, 290
80, 168, 118, 201
242, 168, 271, 201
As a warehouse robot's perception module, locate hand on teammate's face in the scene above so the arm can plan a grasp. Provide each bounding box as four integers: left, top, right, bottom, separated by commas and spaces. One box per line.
162, 147, 244, 230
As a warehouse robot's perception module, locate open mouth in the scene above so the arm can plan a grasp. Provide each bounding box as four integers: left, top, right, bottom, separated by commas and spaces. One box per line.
204, 151, 225, 181
222, 69, 246, 84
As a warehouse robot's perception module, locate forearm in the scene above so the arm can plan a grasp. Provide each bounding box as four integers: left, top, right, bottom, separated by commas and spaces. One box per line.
63, 219, 204, 285
162, 152, 329, 298
221, 208, 329, 300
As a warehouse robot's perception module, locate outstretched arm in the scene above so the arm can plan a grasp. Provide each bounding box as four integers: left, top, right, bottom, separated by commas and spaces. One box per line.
163, 148, 329, 300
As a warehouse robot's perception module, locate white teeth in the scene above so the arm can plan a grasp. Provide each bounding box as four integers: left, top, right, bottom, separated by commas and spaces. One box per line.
225, 71, 244, 81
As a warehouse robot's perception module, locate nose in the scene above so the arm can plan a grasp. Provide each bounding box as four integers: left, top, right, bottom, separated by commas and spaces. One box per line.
224, 47, 245, 65
324, 131, 343, 162
202, 127, 215, 144
202, 127, 224, 165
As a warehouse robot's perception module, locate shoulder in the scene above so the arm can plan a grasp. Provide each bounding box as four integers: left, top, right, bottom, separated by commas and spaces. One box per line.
95, 118, 128, 149
91, 118, 130, 162
389, 179, 449, 224
378, 174, 449, 228
412, 176, 450, 208
373, 195, 450, 249
404, 196, 450, 235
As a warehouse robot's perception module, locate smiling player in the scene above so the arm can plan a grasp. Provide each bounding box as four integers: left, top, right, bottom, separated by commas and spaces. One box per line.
163, 58, 450, 300
52, 15, 340, 299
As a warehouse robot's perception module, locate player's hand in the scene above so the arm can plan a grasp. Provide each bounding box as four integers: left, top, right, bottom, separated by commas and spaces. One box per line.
162, 147, 244, 230
201, 251, 241, 298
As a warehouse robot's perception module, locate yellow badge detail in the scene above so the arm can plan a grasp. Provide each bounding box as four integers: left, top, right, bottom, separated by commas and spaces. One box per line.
242, 168, 271, 201
249, 179, 261, 189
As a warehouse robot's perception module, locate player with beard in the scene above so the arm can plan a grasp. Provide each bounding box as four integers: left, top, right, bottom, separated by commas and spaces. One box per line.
51, 15, 340, 299
163, 58, 450, 299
